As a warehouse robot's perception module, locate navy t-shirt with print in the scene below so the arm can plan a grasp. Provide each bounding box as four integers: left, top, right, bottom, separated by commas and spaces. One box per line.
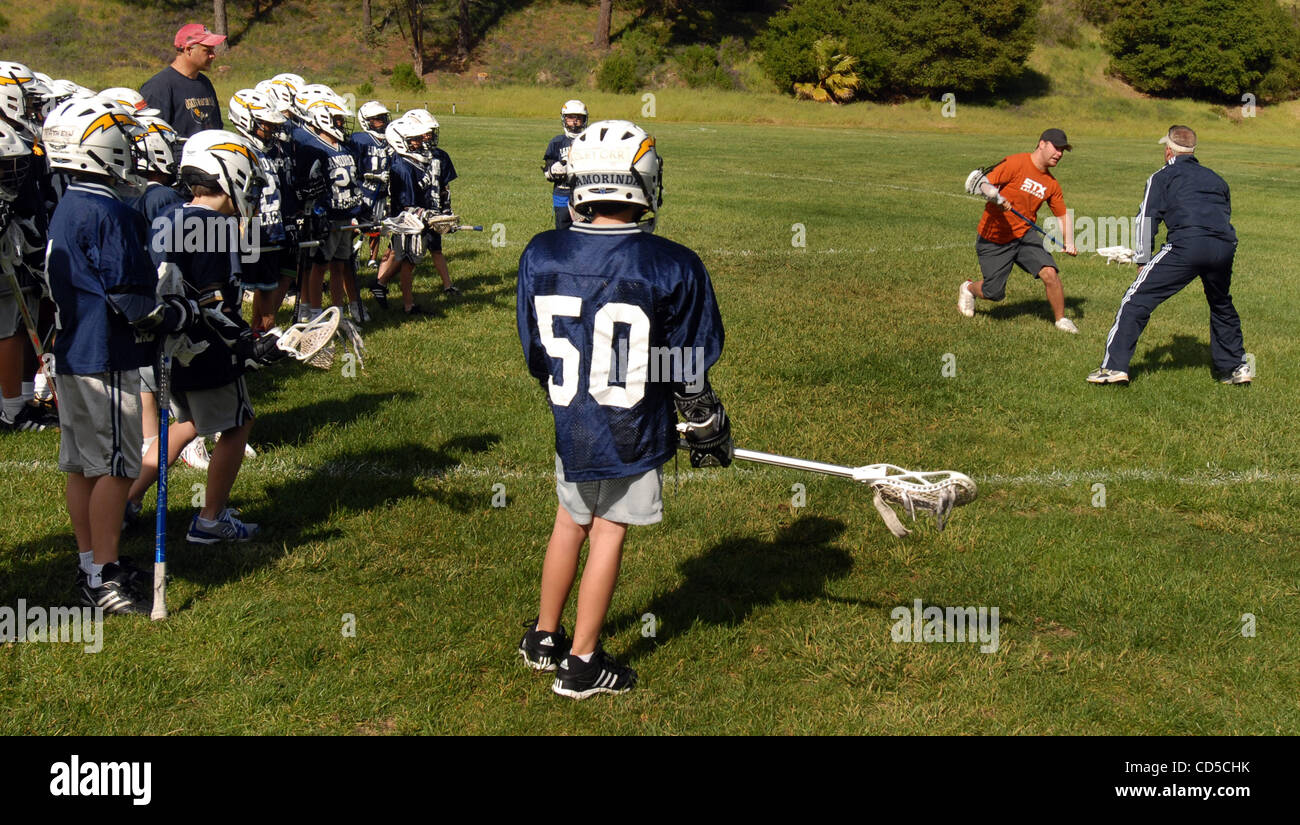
140, 67, 224, 138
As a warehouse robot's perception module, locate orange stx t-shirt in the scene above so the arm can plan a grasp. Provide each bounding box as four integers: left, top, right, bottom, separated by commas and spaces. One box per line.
976, 153, 1066, 244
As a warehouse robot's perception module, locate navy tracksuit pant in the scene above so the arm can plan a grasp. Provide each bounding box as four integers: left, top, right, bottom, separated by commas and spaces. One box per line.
1101, 236, 1245, 375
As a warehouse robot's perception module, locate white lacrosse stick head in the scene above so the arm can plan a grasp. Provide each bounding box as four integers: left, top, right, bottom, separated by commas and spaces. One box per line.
1097, 246, 1135, 264
852, 464, 978, 536
964, 169, 988, 196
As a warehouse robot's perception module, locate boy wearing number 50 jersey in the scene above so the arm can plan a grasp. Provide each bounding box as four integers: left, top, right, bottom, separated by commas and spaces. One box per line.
516, 121, 731, 699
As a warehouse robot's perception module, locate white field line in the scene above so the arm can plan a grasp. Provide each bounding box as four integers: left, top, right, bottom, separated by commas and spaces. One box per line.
3, 460, 1295, 488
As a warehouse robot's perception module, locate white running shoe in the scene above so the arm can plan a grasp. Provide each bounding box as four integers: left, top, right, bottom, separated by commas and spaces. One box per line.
1086, 368, 1130, 385
1055, 317, 1079, 334
179, 437, 211, 470
957, 280, 975, 317
212, 431, 257, 458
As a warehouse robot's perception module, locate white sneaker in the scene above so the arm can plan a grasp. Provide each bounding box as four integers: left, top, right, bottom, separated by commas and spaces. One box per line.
179, 437, 211, 470
1220, 362, 1253, 385
1055, 317, 1079, 334
957, 280, 975, 317
212, 431, 257, 458
1086, 368, 1129, 385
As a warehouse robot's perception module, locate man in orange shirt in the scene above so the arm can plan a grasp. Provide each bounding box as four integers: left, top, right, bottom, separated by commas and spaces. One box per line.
958, 128, 1079, 333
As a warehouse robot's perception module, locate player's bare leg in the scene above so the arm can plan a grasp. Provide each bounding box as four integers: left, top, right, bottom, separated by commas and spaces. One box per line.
67, 473, 132, 564
967, 279, 987, 300
306, 262, 326, 316
570, 517, 628, 657
1039, 266, 1066, 321
199, 419, 253, 520
398, 262, 417, 311
431, 251, 453, 291
127, 417, 198, 507
536, 505, 587, 634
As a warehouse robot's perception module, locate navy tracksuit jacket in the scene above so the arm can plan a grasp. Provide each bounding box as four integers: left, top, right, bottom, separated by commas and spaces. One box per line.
1101, 154, 1246, 375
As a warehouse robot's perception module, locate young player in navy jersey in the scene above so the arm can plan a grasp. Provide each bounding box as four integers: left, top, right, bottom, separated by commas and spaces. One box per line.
373, 111, 458, 314
349, 101, 394, 277
516, 120, 732, 699
42, 98, 200, 613
229, 89, 293, 333
541, 99, 586, 230
291, 91, 366, 322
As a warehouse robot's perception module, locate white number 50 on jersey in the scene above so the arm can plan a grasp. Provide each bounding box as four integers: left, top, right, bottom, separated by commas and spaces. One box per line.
534, 295, 650, 409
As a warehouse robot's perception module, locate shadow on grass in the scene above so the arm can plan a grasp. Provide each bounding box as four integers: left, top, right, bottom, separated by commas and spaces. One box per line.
605, 516, 880, 662
334, 268, 516, 333
1131, 333, 1211, 375
0, 434, 499, 610
251, 390, 418, 449
985, 295, 1087, 323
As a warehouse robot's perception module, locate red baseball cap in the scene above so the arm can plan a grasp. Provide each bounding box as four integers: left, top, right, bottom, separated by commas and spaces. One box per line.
174, 23, 227, 50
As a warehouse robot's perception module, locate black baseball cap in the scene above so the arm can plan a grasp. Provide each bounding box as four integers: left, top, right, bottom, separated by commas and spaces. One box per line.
1039, 128, 1072, 151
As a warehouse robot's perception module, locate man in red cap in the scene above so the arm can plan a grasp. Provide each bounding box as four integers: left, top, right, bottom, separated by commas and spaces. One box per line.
140, 23, 227, 138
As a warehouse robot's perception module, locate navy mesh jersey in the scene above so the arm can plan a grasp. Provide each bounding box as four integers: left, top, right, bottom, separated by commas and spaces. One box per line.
517, 222, 724, 481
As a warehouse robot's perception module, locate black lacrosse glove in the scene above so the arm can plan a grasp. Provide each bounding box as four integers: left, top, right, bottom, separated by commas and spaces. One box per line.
133, 295, 199, 334
235, 329, 288, 371
675, 384, 733, 469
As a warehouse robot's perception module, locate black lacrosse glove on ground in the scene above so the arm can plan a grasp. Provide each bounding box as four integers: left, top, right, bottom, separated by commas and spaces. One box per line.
675, 383, 733, 468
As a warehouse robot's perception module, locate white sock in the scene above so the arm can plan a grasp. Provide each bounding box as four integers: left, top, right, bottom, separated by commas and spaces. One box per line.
87, 561, 106, 589
574, 651, 594, 663
79, 550, 93, 573
21, 380, 34, 402
2, 395, 23, 420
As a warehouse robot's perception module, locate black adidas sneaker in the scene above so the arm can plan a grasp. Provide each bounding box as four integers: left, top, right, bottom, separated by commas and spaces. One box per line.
518, 619, 570, 672
552, 646, 637, 699
81, 562, 149, 615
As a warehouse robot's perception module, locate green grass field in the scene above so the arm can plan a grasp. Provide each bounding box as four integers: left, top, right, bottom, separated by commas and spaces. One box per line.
4, 105, 1298, 734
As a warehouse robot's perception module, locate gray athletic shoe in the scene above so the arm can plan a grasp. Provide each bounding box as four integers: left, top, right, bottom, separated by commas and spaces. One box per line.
1086, 368, 1130, 385
1220, 363, 1253, 385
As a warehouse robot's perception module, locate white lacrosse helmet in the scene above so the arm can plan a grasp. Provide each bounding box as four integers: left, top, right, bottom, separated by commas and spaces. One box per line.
561, 99, 588, 138
357, 100, 390, 139
134, 115, 179, 179
229, 88, 286, 151
386, 115, 431, 164
303, 92, 352, 143
403, 108, 440, 146
97, 87, 160, 118
42, 97, 147, 194
180, 130, 266, 218
271, 73, 305, 94
293, 84, 338, 125
567, 120, 662, 226
45, 79, 96, 108
0, 62, 52, 136
0, 121, 32, 201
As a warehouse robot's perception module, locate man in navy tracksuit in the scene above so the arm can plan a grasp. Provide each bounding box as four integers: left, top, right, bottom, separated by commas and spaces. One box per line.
1088, 125, 1251, 386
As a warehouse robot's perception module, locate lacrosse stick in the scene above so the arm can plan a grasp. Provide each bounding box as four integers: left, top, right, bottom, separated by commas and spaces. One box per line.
964, 168, 1062, 248
267, 305, 342, 367
151, 342, 175, 620
337, 317, 365, 370
423, 213, 484, 234
677, 423, 977, 537
0, 223, 57, 401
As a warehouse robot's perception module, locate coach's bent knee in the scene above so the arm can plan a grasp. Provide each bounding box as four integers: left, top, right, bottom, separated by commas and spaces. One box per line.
1038, 267, 1060, 286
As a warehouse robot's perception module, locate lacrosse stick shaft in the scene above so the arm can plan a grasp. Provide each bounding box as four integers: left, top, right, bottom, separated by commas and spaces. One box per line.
733, 447, 860, 479
151, 350, 170, 620
0, 259, 56, 401
1005, 205, 1060, 245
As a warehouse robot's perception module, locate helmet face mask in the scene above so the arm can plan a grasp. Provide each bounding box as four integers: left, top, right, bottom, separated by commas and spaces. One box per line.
385, 115, 433, 164
230, 89, 287, 151
561, 99, 588, 138
0, 123, 32, 201
357, 101, 391, 140
134, 115, 179, 180
0, 63, 52, 136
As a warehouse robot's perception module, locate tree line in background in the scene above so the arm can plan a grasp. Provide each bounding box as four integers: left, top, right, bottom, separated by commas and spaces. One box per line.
97, 0, 1300, 104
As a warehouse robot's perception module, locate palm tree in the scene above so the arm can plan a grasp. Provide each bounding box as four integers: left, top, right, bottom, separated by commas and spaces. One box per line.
793, 37, 861, 104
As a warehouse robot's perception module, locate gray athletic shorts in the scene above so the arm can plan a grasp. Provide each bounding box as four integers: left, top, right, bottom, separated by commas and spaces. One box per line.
57, 371, 143, 478
976, 234, 1058, 301
311, 228, 354, 263
391, 229, 441, 263
139, 364, 157, 394
555, 454, 663, 526
170, 377, 254, 437
0, 289, 38, 339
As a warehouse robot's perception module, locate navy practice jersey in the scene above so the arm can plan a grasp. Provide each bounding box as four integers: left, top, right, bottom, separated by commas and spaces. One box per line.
131, 182, 187, 269
517, 222, 724, 481
251, 142, 289, 242
348, 131, 393, 221
543, 134, 574, 207
292, 128, 362, 221
45, 181, 157, 375
158, 203, 251, 392
389, 150, 457, 214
